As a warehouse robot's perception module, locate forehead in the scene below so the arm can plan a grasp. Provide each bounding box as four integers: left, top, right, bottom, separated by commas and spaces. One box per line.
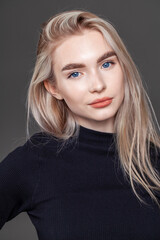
52, 30, 113, 65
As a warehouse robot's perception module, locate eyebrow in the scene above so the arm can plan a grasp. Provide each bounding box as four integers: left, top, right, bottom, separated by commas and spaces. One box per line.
61, 51, 117, 72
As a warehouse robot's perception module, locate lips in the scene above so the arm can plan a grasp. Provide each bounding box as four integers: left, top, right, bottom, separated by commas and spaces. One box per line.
89, 97, 113, 105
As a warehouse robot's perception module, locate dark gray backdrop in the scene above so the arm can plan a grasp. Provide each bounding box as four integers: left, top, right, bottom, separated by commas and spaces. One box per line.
0, 0, 160, 239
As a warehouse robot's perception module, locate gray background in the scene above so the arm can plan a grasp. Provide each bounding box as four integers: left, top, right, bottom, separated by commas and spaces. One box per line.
0, 0, 160, 239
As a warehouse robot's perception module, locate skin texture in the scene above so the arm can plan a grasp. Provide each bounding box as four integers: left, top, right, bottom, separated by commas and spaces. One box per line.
44, 29, 125, 133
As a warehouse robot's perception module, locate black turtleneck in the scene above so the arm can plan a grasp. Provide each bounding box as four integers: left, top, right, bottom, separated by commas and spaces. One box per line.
0, 125, 160, 240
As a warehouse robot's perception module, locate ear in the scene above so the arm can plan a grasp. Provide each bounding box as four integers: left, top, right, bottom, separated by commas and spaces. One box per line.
43, 80, 64, 100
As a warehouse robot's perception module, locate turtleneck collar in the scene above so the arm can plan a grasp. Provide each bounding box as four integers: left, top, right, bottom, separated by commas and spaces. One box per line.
79, 124, 116, 137
78, 124, 117, 151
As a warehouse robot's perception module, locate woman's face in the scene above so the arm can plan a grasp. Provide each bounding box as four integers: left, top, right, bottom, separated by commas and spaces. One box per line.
44, 29, 125, 133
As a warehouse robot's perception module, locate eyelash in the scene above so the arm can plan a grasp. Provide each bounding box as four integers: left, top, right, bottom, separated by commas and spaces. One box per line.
67, 61, 115, 79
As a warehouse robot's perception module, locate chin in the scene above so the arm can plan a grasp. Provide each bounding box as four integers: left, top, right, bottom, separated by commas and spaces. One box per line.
91, 115, 115, 122
94, 111, 115, 120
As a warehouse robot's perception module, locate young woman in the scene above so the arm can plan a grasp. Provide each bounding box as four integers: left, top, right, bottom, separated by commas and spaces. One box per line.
0, 10, 160, 240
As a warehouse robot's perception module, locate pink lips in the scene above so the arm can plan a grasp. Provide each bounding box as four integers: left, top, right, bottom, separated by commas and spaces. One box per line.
89, 97, 113, 105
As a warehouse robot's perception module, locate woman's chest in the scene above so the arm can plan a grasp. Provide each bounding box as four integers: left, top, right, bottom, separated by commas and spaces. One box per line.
28, 149, 160, 240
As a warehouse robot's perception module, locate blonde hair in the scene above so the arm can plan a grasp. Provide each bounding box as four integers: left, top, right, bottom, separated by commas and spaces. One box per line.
26, 10, 160, 208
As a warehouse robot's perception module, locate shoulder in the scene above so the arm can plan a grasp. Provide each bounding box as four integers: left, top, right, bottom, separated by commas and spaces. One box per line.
1, 132, 59, 167
0, 132, 59, 190
26, 131, 76, 150
149, 142, 160, 172
25, 131, 55, 146
24, 131, 61, 151
149, 142, 160, 158
24, 131, 66, 159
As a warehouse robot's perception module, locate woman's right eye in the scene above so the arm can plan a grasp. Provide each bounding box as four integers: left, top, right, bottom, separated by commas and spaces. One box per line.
68, 72, 81, 79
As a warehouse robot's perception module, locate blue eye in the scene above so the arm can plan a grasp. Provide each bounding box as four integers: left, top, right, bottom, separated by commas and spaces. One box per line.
68, 72, 80, 78
102, 62, 112, 68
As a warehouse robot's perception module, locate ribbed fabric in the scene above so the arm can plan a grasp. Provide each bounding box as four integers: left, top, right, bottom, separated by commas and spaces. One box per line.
0, 125, 160, 240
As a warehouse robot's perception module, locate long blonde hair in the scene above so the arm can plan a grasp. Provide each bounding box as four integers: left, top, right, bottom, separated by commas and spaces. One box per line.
26, 10, 160, 208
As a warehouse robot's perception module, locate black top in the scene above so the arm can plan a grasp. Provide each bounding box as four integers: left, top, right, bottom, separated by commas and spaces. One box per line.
0, 125, 160, 240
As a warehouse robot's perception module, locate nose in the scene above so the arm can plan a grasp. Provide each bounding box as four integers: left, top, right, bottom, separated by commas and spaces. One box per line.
88, 70, 106, 93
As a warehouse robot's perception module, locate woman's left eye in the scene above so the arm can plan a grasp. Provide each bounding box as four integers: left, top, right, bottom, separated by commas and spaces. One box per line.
102, 61, 114, 68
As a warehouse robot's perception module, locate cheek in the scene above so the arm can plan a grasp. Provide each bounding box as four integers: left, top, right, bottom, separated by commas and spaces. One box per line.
115, 70, 125, 95
60, 87, 83, 106
108, 72, 124, 95
118, 79, 125, 104
60, 82, 86, 101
